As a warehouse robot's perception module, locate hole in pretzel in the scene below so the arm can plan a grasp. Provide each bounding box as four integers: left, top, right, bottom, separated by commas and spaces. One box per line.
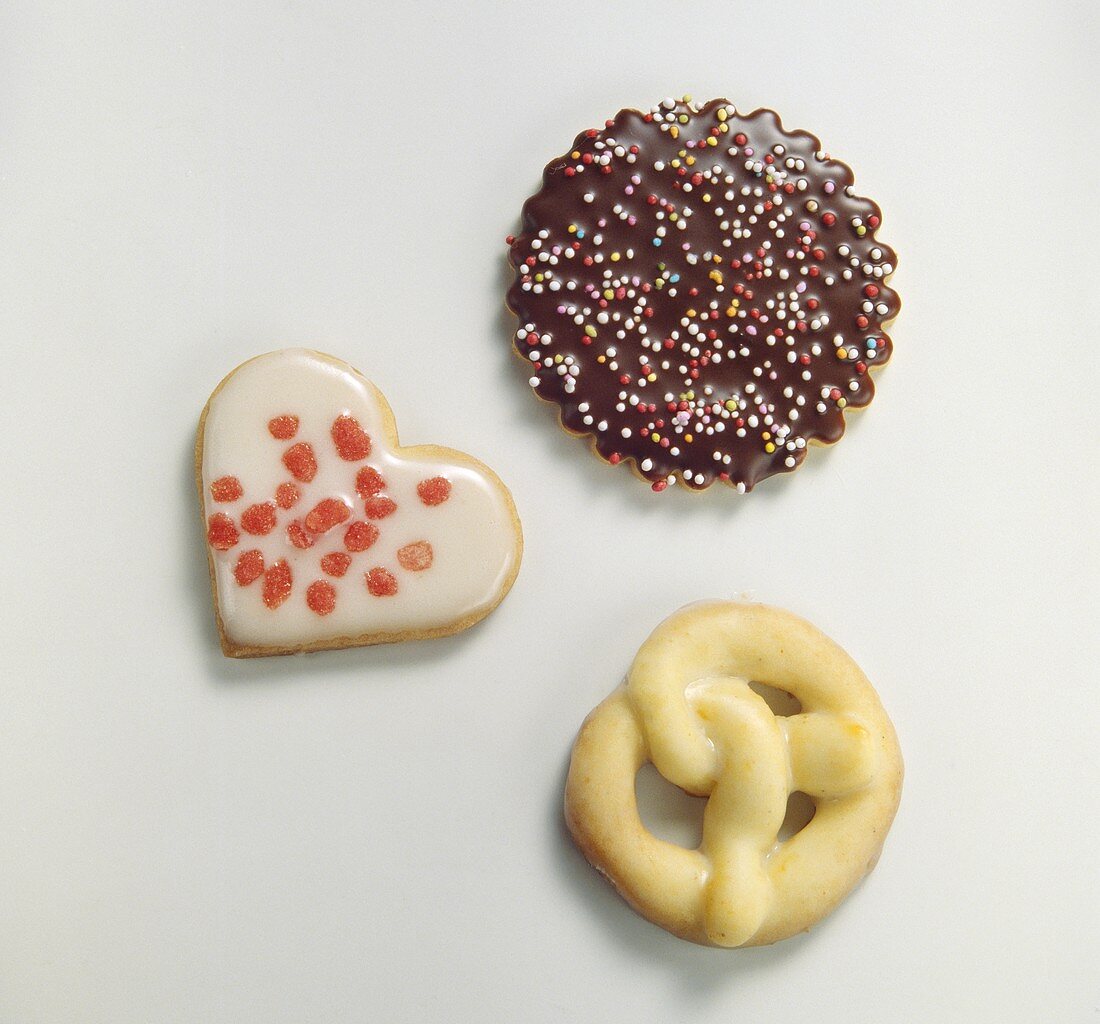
748, 681, 802, 716
776, 790, 816, 843
635, 763, 706, 850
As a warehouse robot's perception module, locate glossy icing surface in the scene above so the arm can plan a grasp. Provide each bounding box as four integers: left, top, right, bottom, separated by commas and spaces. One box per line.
507, 97, 899, 492
200, 349, 520, 650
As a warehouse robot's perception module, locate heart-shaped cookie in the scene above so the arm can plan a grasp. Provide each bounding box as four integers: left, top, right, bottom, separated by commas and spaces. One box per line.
196, 349, 523, 657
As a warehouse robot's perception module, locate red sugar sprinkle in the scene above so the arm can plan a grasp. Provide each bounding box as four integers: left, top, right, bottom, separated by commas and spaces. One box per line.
344, 520, 380, 552
320, 551, 352, 577
864, 284, 880, 298
275, 482, 301, 509
304, 497, 351, 534
331, 415, 372, 461
416, 477, 452, 506
210, 476, 243, 503
267, 415, 299, 440
286, 520, 314, 549
240, 502, 277, 535
262, 559, 292, 609
206, 513, 239, 551
283, 442, 318, 482
233, 549, 265, 586
365, 567, 398, 597
355, 466, 386, 499
364, 496, 397, 520
306, 580, 336, 616
397, 541, 433, 572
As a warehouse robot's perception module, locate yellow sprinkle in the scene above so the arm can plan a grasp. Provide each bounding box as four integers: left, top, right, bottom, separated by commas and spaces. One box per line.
647, 373, 657, 382
686, 308, 696, 317
596, 355, 606, 364
670, 125, 679, 139
685, 155, 695, 166
856, 225, 867, 236
702, 193, 712, 202
554, 354, 564, 364
707, 136, 719, 146
725, 399, 737, 411
571, 150, 580, 159
762, 432, 772, 440
610, 252, 620, 262
764, 442, 776, 454
678, 113, 689, 124
534, 273, 544, 282
709, 270, 723, 284
567, 224, 577, 234
837, 348, 848, 360
717, 108, 728, 122
806, 200, 818, 212
682, 93, 692, 103
837, 397, 848, 408
670, 213, 679, 222
685, 434, 693, 444
718, 122, 729, 133
651, 432, 661, 443
604, 288, 614, 300
671, 159, 681, 168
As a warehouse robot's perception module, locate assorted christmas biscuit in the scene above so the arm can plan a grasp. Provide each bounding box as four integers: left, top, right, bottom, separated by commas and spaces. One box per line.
565, 601, 903, 946
192, 98, 904, 949
507, 96, 899, 492
197, 349, 522, 657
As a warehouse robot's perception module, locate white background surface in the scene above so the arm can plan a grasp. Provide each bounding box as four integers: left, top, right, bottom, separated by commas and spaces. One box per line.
1, 2, 1097, 1021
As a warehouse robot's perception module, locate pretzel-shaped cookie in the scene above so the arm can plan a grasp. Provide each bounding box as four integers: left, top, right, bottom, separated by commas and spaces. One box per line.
565, 602, 902, 947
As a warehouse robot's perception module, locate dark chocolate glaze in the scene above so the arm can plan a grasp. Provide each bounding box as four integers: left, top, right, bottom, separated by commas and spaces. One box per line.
506, 98, 899, 492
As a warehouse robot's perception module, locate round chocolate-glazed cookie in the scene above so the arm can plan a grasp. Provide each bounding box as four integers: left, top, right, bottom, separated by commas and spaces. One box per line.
506, 97, 899, 493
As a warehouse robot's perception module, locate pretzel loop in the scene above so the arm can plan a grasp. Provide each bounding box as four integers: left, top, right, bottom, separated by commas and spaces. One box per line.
565, 602, 903, 947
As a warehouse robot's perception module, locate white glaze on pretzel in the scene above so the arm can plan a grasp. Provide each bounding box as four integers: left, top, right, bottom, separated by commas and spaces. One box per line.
564, 602, 902, 947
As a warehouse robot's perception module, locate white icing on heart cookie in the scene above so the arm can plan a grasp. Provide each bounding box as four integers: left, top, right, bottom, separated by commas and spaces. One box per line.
197, 349, 522, 656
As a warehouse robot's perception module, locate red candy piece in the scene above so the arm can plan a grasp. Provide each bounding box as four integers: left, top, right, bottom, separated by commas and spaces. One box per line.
306, 580, 337, 616
210, 476, 243, 503
275, 482, 301, 509
365, 567, 398, 597
262, 559, 292, 609
283, 442, 318, 482
364, 496, 397, 520
321, 551, 352, 577
344, 520, 380, 552
206, 513, 239, 551
397, 541, 433, 572
233, 549, 265, 586
331, 414, 372, 461
240, 502, 277, 535
304, 497, 351, 534
287, 520, 314, 549
267, 415, 299, 440
355, 465, 386, 499
416, 477, 452, 506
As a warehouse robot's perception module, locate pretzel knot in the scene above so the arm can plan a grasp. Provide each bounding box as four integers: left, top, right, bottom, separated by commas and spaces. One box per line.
565, 602, 903, 947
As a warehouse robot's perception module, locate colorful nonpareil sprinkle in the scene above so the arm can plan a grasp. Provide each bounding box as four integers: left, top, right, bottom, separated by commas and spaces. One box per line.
506, 97, 899, 492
